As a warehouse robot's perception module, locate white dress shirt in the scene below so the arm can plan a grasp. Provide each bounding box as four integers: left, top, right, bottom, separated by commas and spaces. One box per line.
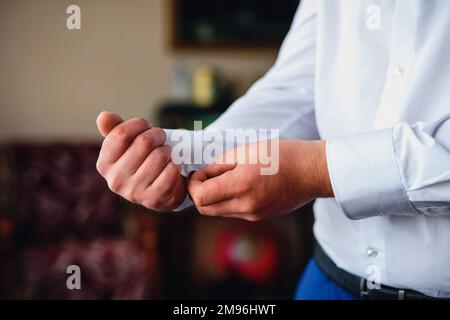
165, 0, 450, 298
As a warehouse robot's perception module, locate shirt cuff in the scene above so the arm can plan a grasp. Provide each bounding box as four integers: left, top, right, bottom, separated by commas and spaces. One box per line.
173, 193, 193, 212
164, 128, 200, 212
326, 128, 418, 220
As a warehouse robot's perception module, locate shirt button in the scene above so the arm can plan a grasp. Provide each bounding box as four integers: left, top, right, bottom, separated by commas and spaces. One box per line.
366, 247, 379, 257
394, 65, 404, 77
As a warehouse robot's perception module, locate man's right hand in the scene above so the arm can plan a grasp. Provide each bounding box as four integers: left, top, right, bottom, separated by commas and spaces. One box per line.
96, 111, 186, 212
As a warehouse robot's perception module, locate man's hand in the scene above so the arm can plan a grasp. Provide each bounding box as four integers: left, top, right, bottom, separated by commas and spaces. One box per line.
96, 111, 186, 212
188, 140, 333, 221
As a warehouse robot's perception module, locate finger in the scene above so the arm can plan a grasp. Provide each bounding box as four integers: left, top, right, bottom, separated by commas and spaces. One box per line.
132, 144, 172, 186
189, 166, 238, 207
202, 162, 237, 178
187, 169, 208, 196
114, 128, 167, 176
151, 162, 181, 194
197, 197, 260, 220
98, 117, 150, 165
96, 111, 123, 137
196, 198, 243, 217
144, 162, 182, 205
188, 161, 236, 193
157, 174, 186, 212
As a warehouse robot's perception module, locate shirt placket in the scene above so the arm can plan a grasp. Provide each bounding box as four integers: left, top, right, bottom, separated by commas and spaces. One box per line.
360, 0, 419, 286
373, 0, 419, 129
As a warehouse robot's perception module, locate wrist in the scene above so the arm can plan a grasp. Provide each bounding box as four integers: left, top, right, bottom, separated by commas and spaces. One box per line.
302, 140, 334, 198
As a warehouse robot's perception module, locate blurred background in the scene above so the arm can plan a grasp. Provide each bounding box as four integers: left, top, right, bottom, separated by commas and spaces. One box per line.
0, 0, 315, 299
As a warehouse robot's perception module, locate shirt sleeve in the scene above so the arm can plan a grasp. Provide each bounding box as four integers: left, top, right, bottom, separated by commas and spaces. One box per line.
206, 0, 318, 139
165, 0, 318, 211
327, 114, 450, 220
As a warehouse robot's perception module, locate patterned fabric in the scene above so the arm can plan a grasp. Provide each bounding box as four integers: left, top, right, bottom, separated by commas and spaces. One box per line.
1, 143, 153, 299
11, 144, 123, 242
23, 240, 148, 299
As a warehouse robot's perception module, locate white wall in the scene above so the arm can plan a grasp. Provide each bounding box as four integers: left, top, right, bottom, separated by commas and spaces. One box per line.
0, 0, 277, 141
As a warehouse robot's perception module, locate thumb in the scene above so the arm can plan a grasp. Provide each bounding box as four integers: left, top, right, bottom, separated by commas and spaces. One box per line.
187, 169, 208, 197
188, 162, 237, 206
96, 111, 123, 137
189, 162, 236, 190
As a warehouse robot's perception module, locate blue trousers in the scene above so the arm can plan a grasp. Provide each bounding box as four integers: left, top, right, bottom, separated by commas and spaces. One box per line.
294, 259, 358, 300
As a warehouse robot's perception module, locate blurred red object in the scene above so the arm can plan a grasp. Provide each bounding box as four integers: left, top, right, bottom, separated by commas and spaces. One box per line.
22, 239, 149, 299
214, 225, 279, 285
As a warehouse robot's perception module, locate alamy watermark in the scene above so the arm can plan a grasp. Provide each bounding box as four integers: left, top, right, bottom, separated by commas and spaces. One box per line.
66, 264, 81, 290
168, 121, 280, 175
366, 264, 382, 290
66, 5, 81, 30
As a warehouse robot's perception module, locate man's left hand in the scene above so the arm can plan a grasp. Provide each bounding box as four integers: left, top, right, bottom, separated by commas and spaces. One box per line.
188, 140, 334, 221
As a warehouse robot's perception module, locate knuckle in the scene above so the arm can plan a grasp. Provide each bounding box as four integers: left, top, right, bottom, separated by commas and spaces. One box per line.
135, 117, 149, 127
107, 176, 123, 192
96, 160, 107, 175
152, 127, 166, 143
135, 133, 155, 150
125, 189, 139, 203
169, 162, 180, 175
151, 147, 170, 164
110, 127, 129, 143
164, 163, 180, 182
